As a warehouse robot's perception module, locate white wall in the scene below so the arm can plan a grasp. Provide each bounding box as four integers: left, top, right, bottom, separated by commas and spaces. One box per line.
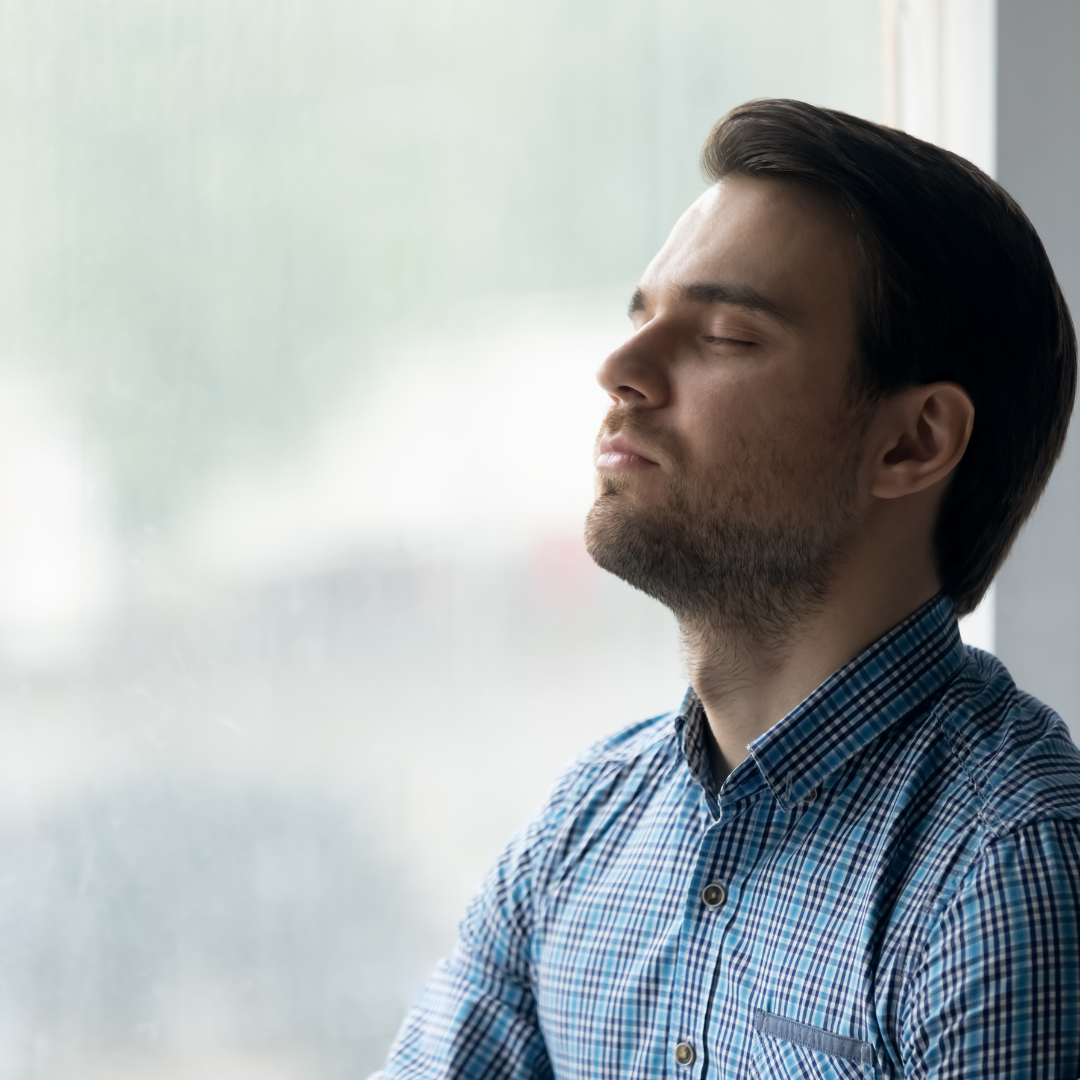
994, 0, 1080, 740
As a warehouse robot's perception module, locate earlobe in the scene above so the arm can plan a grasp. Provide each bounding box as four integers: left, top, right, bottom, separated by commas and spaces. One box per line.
870, 382, 974, 500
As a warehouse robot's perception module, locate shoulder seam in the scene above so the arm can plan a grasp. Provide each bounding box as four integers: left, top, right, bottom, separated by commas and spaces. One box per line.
936, 694, 1003, 836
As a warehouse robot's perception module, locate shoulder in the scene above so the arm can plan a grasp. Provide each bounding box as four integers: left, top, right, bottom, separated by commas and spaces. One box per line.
461, 708, 686, 930
575, 709, 683, 769
935, 645, 1080, 837
539, 708, 684, 822
503, 706, 689, 891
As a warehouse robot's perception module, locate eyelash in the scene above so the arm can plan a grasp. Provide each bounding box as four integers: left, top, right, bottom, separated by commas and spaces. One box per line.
701, 335, 756, 348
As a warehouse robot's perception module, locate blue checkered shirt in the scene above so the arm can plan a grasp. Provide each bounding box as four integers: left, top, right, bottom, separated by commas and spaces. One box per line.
380, 596, 1080, 1079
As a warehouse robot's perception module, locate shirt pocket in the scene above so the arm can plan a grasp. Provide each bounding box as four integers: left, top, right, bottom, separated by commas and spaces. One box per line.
750, 1010, 878, 1080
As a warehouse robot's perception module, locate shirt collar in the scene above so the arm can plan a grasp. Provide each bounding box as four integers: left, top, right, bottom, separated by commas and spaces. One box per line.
675, 594, 966, 809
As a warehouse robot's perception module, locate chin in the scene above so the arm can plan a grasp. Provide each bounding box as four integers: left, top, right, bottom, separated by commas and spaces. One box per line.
584, 495, 675, 600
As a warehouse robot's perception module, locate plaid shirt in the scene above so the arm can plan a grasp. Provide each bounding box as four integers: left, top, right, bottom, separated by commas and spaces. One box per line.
381, 595, 1080, 1079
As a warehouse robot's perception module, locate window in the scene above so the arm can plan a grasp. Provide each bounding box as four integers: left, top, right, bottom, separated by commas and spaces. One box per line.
0, 1, 881, 1074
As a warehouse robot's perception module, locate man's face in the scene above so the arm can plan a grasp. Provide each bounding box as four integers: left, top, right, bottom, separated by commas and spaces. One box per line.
584, 174, 869, 635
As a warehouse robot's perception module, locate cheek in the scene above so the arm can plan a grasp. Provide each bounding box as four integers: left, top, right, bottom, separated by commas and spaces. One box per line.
677, 381, 854, 516
679, 375, 807, 469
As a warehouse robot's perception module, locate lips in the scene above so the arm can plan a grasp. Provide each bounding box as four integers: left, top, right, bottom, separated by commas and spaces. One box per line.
596, 433, 660, 471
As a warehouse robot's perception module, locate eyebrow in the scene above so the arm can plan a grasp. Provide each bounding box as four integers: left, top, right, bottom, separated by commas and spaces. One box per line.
628, 282, 791, 323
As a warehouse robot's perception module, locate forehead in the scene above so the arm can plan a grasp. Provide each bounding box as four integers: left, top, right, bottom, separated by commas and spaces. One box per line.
640, 175, 861, 323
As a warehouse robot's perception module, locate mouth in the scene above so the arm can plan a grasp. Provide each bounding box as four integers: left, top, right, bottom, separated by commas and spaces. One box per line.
595, 433, 660, 472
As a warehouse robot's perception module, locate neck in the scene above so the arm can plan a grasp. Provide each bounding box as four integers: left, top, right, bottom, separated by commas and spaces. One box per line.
682, 506, 942, 786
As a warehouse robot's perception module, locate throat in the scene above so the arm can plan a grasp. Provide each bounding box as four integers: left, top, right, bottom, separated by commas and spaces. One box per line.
679, 616, 800, 778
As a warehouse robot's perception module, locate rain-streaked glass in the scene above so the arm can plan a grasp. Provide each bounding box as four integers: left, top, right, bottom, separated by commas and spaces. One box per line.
0, 2, 880, 1075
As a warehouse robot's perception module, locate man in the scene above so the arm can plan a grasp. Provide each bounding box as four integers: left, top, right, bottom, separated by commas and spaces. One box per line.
379, 100, 1080, 1078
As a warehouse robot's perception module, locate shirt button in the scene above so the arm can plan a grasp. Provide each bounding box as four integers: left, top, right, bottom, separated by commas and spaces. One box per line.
701, 882, 727, 909
674, 1042, 696, 1067
804, 785, 821, 805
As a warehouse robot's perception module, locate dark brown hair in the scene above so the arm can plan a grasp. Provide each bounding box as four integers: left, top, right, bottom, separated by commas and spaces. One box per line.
702, 99, 1076, 615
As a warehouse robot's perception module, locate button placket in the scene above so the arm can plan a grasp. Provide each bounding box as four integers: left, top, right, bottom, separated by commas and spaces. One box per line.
671, 788, 743, 1079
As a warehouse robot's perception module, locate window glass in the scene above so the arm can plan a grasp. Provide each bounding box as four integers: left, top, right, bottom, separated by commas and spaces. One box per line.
0, 1, 880, 1074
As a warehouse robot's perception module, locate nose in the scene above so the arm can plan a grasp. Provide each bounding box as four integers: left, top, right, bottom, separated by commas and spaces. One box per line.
596, 319, 674, 409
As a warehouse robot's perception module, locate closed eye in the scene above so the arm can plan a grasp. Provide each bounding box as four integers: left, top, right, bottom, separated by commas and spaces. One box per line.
702, 335, 757, 347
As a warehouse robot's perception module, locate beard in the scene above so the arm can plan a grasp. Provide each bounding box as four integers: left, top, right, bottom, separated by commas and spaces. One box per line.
584, 405, 865, 644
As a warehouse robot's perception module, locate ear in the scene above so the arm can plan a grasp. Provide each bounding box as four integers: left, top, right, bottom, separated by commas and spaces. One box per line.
869, 382, 974, 500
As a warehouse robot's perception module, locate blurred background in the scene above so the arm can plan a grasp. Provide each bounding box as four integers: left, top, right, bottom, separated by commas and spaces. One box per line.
0, 0, 1072, 1076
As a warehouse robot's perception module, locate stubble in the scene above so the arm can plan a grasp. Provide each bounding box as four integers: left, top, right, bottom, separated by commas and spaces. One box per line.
584, 402, 867, 648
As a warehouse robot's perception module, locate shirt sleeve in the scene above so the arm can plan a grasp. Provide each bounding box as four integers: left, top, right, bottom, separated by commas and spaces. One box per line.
378, 774, 575, 1080
902, 817, 1080, 1080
